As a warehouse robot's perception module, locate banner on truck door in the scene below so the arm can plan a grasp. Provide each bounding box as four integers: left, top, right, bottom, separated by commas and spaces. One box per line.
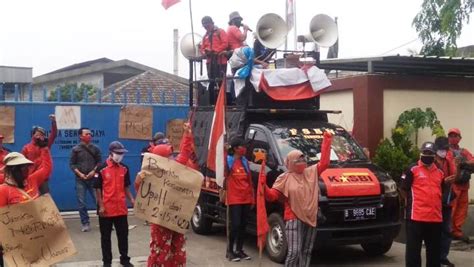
134, 153, 203, 234
320, 168, 381, 197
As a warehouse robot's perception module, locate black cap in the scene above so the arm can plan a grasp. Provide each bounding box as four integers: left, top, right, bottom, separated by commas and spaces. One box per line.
434, 136, 449, 151
152, 132, 165, 142
420, 141, 436, 154
201, 16, 213, 25
109, 141, 128, 153
229, 137, 246, 148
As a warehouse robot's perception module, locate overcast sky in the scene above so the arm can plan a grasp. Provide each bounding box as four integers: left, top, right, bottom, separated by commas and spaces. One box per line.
0, 0, 473, 78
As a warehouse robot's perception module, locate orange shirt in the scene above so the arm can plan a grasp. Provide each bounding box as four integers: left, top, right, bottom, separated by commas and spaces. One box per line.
227, 159, 254, 205
227, 25, 245, 50
200, 27, 229, 65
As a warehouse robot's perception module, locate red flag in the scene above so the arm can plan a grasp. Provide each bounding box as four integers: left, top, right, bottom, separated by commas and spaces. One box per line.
207, 81, 226, 187
257, 160, 269, 252
162, 0, 180, 10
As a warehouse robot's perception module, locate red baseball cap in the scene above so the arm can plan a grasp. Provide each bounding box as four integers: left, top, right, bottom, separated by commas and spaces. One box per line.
0, 135, 4, 139
448, 128, 461, 136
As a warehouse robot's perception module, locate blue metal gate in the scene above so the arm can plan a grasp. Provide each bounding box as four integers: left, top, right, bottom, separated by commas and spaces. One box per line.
1, 96, 188, 210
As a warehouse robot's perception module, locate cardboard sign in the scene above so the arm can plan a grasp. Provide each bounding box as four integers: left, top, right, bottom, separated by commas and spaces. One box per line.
55, 106, 81, 130
119, 106, 153, 140
166, 119, 185, 152
134, 153, 203, 234
0, 194, 77, 266
0, 106, 15, 143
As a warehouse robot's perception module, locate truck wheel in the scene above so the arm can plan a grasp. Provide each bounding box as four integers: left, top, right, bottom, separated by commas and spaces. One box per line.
191, 202, 212, 235
266, 213, 287, 263
361, 239, 393, 256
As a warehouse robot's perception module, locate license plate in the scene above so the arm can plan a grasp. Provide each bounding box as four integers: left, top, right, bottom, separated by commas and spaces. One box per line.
344, 207, 376, 221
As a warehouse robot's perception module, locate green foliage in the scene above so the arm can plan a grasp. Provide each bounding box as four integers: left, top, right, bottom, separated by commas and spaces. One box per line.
48, 83, 97, 102
413, 0, 474, 56
373, 107, 445, 183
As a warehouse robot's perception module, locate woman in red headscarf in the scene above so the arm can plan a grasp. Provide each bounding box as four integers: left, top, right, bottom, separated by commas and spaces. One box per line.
135, 123, 196, 267
264, 131, 332, 267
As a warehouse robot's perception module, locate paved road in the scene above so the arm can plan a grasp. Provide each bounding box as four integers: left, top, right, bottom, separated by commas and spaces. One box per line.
56, 215, 473, 267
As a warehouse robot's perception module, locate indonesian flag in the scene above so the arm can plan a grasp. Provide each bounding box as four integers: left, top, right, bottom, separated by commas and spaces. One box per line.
257, 160, 269, 253
207, 81, 226, 187
162, 0, 180, 9
286, 0, 295, 30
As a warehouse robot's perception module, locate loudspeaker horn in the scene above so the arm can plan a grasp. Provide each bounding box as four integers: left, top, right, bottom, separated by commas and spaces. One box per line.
255, 13, 288, 49
180, 33, 203, 59
306, 14, 338, 47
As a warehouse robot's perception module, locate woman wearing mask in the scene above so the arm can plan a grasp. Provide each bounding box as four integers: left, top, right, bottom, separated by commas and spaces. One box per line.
135, 123, 196, 267
264, 131, 332, 267
225, 137, 254, 262
0, 149, 53, 267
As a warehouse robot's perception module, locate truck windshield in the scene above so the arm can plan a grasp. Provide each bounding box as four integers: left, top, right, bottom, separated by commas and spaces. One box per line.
272, 127, 367, 164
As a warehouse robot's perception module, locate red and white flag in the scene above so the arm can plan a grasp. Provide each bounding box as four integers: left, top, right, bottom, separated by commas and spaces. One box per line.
257, 160, 269, 254
286, 0, 295, 30
162, 0, 181, 10
207, 81, 226, 187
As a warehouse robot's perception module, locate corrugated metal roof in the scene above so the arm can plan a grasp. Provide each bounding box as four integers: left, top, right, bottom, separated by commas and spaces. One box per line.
318, 55, 474, 77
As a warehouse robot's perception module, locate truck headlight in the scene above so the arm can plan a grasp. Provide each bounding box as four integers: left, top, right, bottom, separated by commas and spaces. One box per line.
382, 179, 397, 195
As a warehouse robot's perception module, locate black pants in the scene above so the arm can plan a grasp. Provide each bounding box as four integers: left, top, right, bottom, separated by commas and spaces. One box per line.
228, 204, 251, 253
405, 220, 442, 267
99, 215, 130, 265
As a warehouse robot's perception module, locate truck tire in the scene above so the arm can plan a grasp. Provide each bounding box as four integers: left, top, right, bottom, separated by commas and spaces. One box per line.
191, 201, 213, 235
266, 213, 287, 263
361, 239, 393, 256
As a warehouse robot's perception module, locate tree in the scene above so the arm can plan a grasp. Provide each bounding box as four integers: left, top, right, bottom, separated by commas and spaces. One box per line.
413, 0, 474, 56
48, 83, 97, 102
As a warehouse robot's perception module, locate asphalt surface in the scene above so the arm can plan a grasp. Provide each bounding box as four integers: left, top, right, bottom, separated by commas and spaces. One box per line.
51, 215, 474, 267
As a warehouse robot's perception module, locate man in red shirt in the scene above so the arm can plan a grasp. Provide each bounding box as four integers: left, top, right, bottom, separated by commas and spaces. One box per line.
21, 114, 57, 194
401, 142, 445, 267
224, 137, 254, 262
227, 11, 250, 51
200, 15, 229, 103
94, 141, 134, 267
447, 128, 474, 243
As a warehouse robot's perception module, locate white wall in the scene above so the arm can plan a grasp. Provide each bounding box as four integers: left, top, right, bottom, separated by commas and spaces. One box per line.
384, 89, 474, 201
320, 90, 354, 131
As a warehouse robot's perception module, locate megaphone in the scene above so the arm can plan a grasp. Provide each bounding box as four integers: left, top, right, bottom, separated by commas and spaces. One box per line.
180, 33, 203, 59
255, 13, 288, 49
302, 14, 338, 48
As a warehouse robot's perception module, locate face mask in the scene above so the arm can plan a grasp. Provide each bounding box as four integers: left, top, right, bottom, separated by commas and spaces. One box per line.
235, 147, 247, 156
111, 153, 124, 163
81, 135, 92, 144
293, 163, 307, 174
448, 137, 460, 146
420, 155, 435, 165
436, 150, 447, 159
35, 138, 48, 148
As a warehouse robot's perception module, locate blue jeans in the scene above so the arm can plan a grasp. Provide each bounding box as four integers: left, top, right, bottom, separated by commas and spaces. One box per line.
76, 179, 96, 225
440, 206, 452, 261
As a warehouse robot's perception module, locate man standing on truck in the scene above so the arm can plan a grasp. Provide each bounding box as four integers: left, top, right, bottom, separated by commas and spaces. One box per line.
447, 128, 474, 243
401, 142, 445, 267
225, 137, 254, 262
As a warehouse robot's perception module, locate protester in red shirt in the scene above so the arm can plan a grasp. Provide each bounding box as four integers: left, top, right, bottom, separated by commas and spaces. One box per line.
0, 149, 52, 267
401, 142, 446, 267
227, 11, 250, 50
135, 122, 195, 267
21, 114, 57, 194
223, 137, 254, 262
94, 141, 134, 267
264, 131, 332, 267
447, 128, 474, 243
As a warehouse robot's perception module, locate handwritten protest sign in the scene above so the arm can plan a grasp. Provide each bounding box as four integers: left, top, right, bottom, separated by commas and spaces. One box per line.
166, 119, 185, 152
134, 153, 203, 234
55, 106, 81, 130
119, 106, 153, 140
0, 106, 15, 143
0, 194, 77, 266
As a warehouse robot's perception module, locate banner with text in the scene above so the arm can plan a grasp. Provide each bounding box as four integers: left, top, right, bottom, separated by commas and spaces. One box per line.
134, 153, 203, 234
119, 106, 153, 140
0, 194, 77, 266
0, 106, 15, 143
